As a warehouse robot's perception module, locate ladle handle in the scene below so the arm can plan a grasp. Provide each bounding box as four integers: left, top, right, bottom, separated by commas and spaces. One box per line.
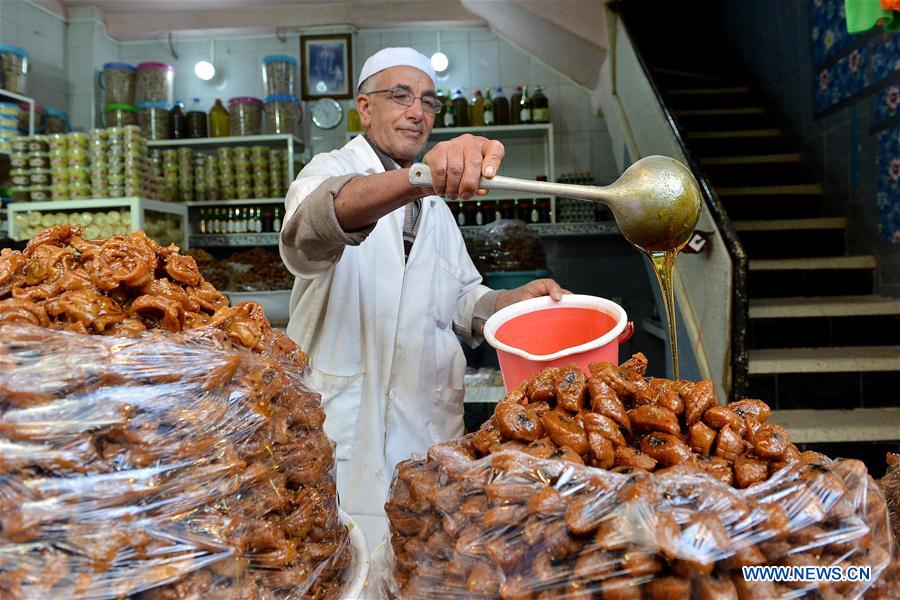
408, 162, 606, 202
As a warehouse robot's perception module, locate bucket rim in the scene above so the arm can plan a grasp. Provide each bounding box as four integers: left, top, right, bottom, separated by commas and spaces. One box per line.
484, 294, 628, 362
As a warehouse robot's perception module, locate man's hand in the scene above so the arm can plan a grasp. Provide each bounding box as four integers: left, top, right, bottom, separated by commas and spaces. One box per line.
494, 278, 570, 312
422, 134, 505, 200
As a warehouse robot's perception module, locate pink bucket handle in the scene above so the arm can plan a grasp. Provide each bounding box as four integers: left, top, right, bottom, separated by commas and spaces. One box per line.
618, 321, 634, 343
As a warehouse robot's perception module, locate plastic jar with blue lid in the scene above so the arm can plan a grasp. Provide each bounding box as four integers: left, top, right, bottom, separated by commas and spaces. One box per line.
43, 108, 70, 134
262, 55, 297, 96
0, 45, 29, 94
100, 62, 138, 104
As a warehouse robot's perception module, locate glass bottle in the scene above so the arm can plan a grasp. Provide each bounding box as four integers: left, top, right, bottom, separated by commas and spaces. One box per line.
493, 87, 510, 125
444, 102, 455, 127
451, 89, 469, 128
170, 100, 187, 139
518, 85, 532, 124
209, 98, 230, 137
456, 201, 466, 226
483, 89, 495, 126
470, 90, 485, 127
435, 89, 450, 128
347, 101, 362, 133
186, 97, 208, 138
510, 87, 523, 124
531, 86, 549, 123
475, 200, 484, 225
199, 208, 207, 233
273, 207, 282, 231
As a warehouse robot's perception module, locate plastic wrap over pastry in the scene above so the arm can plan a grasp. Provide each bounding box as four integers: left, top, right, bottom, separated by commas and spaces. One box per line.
378, 355, 895, 599
469, 220, 547, 273
0, 226, 349, 598
0, 324, 350, 599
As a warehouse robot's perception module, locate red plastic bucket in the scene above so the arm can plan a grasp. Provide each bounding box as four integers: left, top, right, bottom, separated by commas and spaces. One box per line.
484, 295, 634, 391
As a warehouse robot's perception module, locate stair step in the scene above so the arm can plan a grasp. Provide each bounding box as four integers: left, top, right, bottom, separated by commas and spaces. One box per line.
718, 183, 823, 197
748, 312, 900, 350
687, 128, 783, 139
748, 345, 900, 374
721, 195, 822, 220
750, 295, 900, 318
666, 86, 750, 95
733, 217, 846, 232
770, 408, 900, 443
676, 107, 767, 116
736, 222, 845, 258
749, 255, 877, 271
652, 67, 728, 82
700, 153, 802, 166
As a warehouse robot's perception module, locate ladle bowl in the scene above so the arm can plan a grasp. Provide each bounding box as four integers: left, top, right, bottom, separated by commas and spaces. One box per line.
409, 155, 702, 253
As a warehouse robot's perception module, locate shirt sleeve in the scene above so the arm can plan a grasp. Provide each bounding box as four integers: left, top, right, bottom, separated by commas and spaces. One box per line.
279, 155, 375, 279
280, 173, 374, 261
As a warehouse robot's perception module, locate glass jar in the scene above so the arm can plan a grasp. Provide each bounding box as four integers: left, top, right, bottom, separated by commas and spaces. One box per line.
261, 55, 297, 97
228, 97, 263, 136
100, 62, 137, 104
0, 45, 29, 94
138, 102, 171, 140
263, 94, 300, 135
103, 103, 138, 127
43, 108, 70, 134
136, 62, 174, 104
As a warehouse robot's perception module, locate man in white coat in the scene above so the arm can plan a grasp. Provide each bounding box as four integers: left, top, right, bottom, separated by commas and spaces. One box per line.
280, 47, 565, 548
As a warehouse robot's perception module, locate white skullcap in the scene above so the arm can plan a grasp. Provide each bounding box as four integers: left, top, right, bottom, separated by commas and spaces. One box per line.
358, 47, 436, 91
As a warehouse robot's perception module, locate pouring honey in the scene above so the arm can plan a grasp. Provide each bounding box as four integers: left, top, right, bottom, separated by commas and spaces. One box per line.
409, 156, 702, 378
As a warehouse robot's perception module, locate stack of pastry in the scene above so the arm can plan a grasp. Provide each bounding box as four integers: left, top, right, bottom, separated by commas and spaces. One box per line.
0, 226, 349, 599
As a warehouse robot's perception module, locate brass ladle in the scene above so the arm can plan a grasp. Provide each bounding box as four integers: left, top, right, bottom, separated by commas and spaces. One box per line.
409, 155, 702, 252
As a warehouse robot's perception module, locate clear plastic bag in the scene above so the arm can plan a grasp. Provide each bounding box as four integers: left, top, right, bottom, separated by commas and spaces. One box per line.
470, 219, 547, 273
379, 446, 893, 600
0, 323, 350, 599
377, 356, 895, 599
0, 225, 350, 599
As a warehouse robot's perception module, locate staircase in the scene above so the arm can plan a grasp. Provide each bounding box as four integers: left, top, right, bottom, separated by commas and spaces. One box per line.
651, 67, 900, 467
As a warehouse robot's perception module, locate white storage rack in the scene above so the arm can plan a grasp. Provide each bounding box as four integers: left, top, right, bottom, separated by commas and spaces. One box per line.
7, 198, 188, 249
148, 134, 302, 248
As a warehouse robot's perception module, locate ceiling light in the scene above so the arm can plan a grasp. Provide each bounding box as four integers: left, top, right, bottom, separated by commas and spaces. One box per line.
194, 60, 215, 81
431, 52, 448, 73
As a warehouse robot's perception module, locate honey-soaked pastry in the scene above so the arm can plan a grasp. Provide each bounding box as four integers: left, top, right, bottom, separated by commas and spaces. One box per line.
684, 379, 716, 426
553, 364, 587, 412
751, 423, 789, 460
714, 425, 745, 462
640, 432, 691, 467
495, 401, 545, 443
527, 366, 559, 402
702, 405, 747, 437
588, 379, 632, 436
628, 404, 680, 436
581, 412, 627, 447
733, 454, 768, 488
541, 410, 589, 455
689, 421, 717, 455
381, 354, 893, 600
725, 399, 771, 423
0, 228, 350, 600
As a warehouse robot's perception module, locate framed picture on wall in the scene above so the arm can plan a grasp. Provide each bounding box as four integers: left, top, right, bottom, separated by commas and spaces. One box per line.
301, 33, 353, 100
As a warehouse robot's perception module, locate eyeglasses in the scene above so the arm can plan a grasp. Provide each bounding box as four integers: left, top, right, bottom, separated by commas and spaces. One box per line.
365, 87, 443, 114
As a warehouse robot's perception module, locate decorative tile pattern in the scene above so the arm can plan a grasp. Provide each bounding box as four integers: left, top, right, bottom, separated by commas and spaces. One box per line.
811, 0, 856, 66
815, 47, 868, 111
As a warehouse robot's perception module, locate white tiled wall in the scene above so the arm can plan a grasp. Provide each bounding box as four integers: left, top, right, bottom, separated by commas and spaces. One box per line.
1, 5, 617, 183
0, 0, 68, 116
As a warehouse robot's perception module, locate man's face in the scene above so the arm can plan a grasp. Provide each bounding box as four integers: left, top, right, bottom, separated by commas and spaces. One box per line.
357, 66, 436, 166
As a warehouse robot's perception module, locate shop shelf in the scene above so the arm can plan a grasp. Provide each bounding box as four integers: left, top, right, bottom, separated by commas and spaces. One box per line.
7, 197, 188, 248
189, 232, 280, 247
